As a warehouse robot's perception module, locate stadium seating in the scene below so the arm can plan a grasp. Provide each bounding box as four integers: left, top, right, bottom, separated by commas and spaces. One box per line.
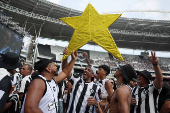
38, 44, 170, 72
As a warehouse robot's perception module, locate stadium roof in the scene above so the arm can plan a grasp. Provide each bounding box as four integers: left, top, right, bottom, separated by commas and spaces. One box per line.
0, 0, 170, 51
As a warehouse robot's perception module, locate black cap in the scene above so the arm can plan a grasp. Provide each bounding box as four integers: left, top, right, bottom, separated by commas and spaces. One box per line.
34, 58, 55, 72
99, 65, 110, 75
119, 64, 137, 83
136, 70, 152, 83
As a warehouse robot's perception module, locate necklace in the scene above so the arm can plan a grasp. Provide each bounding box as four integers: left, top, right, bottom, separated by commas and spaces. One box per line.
117, 83, 125, 88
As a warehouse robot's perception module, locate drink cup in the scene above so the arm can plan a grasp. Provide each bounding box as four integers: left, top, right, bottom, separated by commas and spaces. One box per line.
87, 96, 93, 106
100, 93, 108, 105
64, 90, 68, 94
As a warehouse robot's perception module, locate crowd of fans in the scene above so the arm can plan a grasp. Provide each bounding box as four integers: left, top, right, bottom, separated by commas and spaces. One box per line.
90, 54, 170, 72
0, 50, 170, 113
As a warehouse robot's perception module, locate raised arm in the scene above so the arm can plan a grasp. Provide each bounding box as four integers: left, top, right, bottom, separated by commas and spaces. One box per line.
62, 48, 74, 79
53, 50, 78, 83
62, 48, 68, 70
82, 52, 91, 65
147, 51, 163, 89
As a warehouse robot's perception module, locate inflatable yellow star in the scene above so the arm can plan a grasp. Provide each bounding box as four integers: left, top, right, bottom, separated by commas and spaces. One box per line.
60, 3, 124, 61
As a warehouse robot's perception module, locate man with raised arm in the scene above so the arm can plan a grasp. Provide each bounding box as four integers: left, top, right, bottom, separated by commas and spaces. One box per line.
62, 48, 101, 113
23, 50, 78, 113
131, 51, 163, 113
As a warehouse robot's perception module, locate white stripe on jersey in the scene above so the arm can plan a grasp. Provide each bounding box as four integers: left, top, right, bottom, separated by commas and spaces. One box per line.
67, 74, 101, 113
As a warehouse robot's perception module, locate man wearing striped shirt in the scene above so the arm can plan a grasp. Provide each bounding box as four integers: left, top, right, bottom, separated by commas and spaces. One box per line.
67, 68, 101, 113
62, 50, 101, 113
24, 50, 78, 113
131, 51, 163, 113
19, 64, 33, 106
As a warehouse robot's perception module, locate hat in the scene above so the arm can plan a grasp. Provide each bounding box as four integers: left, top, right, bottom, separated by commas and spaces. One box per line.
119, 64, 137, 83
34, 58, 55, 72
99, 65, 110, 75
136, 70, 152, 82
0, 52, 21, 69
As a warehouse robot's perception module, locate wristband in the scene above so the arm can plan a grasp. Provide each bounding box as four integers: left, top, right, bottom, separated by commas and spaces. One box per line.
153, 64, 158, 66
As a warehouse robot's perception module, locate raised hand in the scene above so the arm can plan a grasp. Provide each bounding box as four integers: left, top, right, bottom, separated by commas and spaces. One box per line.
82, 52, 88, 58
147, 51, 159, 65
71, 50, 78, 61
63, 47, 68, 55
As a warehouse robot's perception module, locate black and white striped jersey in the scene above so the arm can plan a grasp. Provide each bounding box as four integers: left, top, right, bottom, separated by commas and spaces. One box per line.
19, 75, 32, 94
67, 74, 101, 113
131, 83, 162, 113
10, 73, 22, 96
11, 73, 22, 86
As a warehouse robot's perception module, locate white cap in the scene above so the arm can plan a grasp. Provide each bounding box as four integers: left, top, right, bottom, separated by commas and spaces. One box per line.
15, 68, 20, 72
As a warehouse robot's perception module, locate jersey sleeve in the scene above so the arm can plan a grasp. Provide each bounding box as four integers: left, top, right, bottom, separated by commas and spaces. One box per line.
152, 83, 162, 93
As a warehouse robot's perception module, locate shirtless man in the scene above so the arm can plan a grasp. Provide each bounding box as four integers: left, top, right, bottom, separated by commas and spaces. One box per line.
109, 64, 136, 113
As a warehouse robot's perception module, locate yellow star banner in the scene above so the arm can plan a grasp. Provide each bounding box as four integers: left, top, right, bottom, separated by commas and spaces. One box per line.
60, 3, 124, 61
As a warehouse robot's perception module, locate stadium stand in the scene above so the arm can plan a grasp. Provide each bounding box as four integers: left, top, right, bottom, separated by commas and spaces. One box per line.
37, 44, 56, 58
37, 44, 170, 73
0, 0, 169, 77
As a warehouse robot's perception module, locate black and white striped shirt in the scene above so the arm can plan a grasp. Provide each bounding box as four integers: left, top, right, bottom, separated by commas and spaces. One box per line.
19, 75, 32, 107
19, 75, 32, 94
131, 83, 162, 113
67, 74, 101, 113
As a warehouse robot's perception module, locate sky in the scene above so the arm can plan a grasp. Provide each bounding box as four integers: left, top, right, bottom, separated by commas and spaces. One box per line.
37, 0, 170, 58
47, 0, 170, 20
